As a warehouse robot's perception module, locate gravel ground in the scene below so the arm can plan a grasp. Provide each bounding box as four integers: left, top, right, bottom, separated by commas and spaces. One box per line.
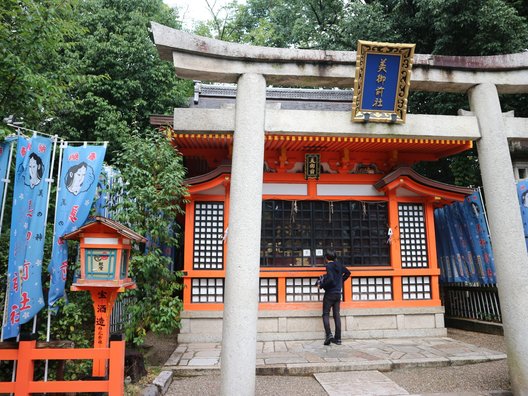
164, 328, 509, 396
385, 328, 509, 394
167, 374, 328, 396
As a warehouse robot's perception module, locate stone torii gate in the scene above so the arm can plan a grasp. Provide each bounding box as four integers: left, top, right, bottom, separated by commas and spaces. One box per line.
151, 22, 528, 395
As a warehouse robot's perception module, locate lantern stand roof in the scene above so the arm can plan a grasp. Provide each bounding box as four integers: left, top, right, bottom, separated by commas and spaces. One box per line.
62, 216, 146, 243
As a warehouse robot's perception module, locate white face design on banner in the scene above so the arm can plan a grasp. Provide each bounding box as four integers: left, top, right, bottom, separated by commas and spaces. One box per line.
66, 163, 88, 196
25, 153, 43, 189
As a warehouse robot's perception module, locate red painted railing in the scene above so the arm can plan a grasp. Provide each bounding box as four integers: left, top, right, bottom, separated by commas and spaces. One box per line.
0, 340, 125, 395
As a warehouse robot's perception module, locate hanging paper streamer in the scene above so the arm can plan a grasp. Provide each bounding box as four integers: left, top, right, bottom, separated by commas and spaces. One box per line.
48, 144, 106, 309
2, 136, 53, 339
434, 191, 496, 284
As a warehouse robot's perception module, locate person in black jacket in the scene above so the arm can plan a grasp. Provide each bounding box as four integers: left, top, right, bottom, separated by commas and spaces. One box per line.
317, 248, 351, 345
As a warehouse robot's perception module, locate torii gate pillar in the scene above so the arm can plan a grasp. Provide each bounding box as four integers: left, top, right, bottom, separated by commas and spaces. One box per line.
220, 73, 266, 396
469, 82, 528, 395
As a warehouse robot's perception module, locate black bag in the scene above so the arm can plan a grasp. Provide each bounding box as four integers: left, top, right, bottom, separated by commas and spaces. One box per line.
318, 270, 338, 291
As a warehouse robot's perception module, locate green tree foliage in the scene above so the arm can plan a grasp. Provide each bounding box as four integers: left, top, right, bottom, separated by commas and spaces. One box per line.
192, 0, 242, 40
47, 0, 193, 159
109, 129, 188, 345
404, 0, 528, 55
0, 0, 83, 126
1, 0, 192, 353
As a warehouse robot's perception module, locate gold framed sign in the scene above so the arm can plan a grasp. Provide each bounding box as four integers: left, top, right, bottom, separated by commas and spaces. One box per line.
304, 154, 320, 180
352, 40, 415, 124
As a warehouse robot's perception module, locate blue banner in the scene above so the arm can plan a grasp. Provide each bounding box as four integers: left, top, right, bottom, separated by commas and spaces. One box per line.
517, 179, 528, 251
2, 136, 53, 339
434, 191, 496, 284
48, 145, 106, 308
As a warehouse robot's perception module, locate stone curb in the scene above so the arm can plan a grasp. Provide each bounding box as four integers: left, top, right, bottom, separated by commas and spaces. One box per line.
140, 370, 173, 396
164, 353, 507, 379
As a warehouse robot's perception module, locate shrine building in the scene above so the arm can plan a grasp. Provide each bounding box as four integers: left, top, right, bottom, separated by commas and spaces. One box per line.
152, 82, 474, 342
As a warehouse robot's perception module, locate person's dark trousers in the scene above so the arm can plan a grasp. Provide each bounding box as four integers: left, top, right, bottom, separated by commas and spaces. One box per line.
322, 292, 342, 340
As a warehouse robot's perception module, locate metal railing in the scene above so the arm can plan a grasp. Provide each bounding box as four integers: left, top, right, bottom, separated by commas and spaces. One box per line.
441, 283, 502, 323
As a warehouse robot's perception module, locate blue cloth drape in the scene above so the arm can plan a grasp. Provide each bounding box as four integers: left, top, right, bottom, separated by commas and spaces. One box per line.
434, 191, 496, 284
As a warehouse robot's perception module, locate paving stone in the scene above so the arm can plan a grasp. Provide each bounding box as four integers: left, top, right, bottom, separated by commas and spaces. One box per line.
274, 340, 287, 351
188, 358, 219, 366
187, 343, 220, 350
262, 341, 274, 353
194, 350, 221, 358
390, 351, 406, 360
164, 351, 182, 366
264, 356, 308, 364
394, 346, 422, 353
301, 351, 327, 363
315, 370, 410, 395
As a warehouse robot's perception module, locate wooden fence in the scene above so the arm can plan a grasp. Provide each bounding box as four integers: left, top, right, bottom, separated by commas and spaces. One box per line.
0, 339, 125, 395
110, 296, 134, 333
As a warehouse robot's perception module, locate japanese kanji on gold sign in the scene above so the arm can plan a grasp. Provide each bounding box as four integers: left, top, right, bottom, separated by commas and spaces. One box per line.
304, 154, 320, 180
352, 40, 415, 124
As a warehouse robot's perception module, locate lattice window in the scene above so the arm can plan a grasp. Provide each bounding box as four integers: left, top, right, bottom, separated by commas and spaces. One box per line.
261, 200, 389, 267
402, 276, 431, 300
193, 202, 224, 270
352, 277, 392, 301
191, 278, 224, 303
285, 278, 324, 302
259, 278, 278, 303
398, 203, 428, 268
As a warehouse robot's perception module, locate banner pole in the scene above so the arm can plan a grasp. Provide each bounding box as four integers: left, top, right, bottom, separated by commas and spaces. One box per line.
43, 138, 65, 382
0, 142, 15, 343
29, 135, 59, 338
42, 135, 60, 244
1, 276, 10, 342
0, 141, 15, 237
478, 187, 492, 240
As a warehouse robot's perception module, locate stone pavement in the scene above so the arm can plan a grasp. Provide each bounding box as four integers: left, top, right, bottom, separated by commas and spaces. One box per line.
313, 371, 511, 395
142, 332, 510, 395
164, 336, 507, 377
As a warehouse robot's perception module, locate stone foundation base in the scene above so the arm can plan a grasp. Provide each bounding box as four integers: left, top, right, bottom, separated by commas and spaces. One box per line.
177, 307, 446, 343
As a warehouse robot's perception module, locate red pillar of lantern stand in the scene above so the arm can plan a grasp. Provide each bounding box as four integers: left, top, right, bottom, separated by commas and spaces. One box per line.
70, 284, 135, 376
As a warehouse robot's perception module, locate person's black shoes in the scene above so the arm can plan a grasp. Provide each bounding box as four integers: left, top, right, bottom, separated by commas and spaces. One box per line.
324, 335, 334, 345
331, 338, 342, 345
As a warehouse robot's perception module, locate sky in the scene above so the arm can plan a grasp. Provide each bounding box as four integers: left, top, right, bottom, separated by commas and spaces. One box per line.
163, 0, 245, 29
